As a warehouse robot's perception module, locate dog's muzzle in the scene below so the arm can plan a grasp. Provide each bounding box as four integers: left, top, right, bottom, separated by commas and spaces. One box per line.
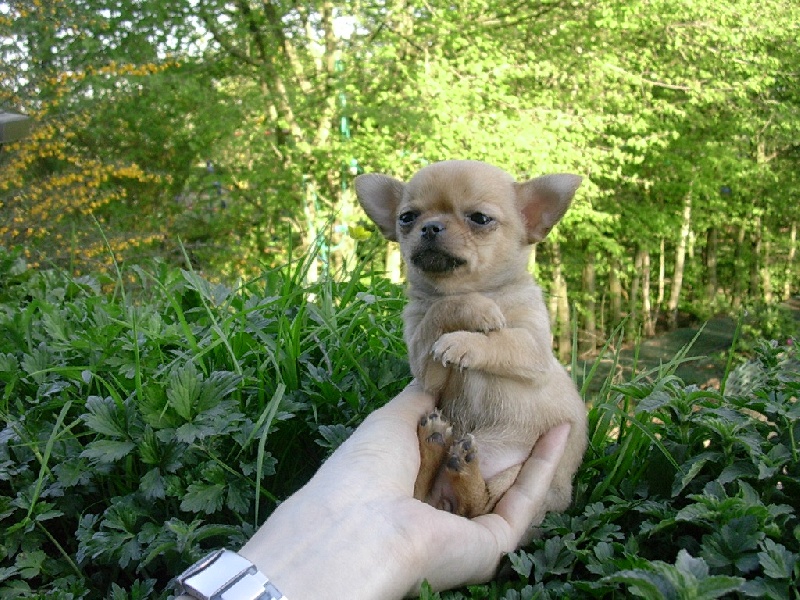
410, 245, 467, 273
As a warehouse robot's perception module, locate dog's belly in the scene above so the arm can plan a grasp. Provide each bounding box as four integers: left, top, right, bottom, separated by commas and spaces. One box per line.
438, 372, 548, 481
470, 437, 533, 481
436, 362, 584, 483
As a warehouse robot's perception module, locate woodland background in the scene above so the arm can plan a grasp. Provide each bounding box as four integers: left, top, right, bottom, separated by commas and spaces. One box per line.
2, 0, 799, 353
1, 2, 800, 598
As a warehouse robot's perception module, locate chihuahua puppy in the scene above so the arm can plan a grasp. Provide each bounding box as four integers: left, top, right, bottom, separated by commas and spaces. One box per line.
355, 160, 587, 525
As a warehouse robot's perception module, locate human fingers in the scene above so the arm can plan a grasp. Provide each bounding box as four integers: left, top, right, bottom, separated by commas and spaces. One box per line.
474, 423, 572, 551
413, 424, 572, 592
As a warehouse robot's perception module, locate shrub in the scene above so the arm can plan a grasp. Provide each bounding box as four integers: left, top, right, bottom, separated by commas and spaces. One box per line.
0, 250, 797, 599
0, 253, 408, 598
440, 340, 799, 599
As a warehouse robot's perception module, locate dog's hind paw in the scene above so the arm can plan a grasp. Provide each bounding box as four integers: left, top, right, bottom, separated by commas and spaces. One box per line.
414, 410, 454, 502
436, 434, 490, 517
418, 409, 453, 446
446, 434, 477, 473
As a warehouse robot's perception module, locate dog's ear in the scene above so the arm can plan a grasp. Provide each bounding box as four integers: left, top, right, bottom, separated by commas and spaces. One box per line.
515, 174, 582, 243
354, 174, 406, 241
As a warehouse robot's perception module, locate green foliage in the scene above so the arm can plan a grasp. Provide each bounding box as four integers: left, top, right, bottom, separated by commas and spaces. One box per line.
4, 0, 798, 313
432, 339, 799, 599
0, 251, 408, 597
0, 248, 798, 598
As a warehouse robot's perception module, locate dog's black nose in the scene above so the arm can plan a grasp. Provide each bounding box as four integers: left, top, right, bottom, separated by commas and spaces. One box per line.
421, 221, 445, 240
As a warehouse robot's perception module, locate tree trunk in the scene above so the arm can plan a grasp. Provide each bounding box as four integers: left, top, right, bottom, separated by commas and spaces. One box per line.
628, 248, 642, 341
332, 187, 358, 276
548, 282, 558, 341
581, 255, 597, 354
385, 245, 403, 283
302, 177, 320, 283
785, 221, 797, 301
732, 225, 747, 310
529, 244, 537, 275
642, 248, 655, 336
704, 227, 718, 305
550, 241, 572, 361
750, 215, 762, 299
761, 237, 773, 304
609, 256, 622, 327
667, 191, 693, 329
654, 238, 666, 328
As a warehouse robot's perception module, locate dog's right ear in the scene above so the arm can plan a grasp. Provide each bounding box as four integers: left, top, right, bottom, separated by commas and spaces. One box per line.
354, 174, 406, 242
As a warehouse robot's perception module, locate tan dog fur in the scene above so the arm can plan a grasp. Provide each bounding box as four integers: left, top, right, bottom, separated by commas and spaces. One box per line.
355, 160, 587, 525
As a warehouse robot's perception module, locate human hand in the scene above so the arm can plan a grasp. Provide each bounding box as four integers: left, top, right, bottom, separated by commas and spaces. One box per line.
233, 382, 571, 599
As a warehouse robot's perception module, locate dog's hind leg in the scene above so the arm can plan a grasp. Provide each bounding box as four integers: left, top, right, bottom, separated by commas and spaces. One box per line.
414, 410, 453, 502
430, 434, 492, 518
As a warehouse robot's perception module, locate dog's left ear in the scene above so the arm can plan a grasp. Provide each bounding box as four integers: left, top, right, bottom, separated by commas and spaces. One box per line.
355, 173, 406, 242
515, 174, 582, 243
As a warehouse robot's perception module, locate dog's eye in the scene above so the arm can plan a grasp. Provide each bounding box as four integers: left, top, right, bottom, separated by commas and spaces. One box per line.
398, 211, 418, 226
468, 212, 493, 226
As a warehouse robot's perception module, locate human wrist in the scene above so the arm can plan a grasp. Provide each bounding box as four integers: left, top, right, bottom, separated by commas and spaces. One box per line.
237, 496, 418, 600
174, 548, 287, 600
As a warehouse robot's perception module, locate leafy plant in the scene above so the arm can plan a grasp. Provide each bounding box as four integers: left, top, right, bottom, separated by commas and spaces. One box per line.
440, 338, 799, 599
0, 250, 797, 598
0, 254, 408, 597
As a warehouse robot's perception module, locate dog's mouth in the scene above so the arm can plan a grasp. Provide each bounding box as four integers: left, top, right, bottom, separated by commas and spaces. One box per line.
410, 247, 467, 274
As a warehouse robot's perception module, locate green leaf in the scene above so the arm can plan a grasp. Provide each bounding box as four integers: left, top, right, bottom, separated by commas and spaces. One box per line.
166, 362, 202, 420
603, 570, 671, 599
316, 423, 353, 451
531, 535, 574, 583
604, 551, 745, 600
82, 395, 126, 437
0, 566, 19, 584
758, 539, 797, 580
15, 550, 46, 579
197, 371, 242, 412
165, 363, 242, 421
182, 269, 232, 305
81, 439, 136, 463
508, 550, 534, 579
137, 427, 162, 466
672, 452, 717, 497
225, 479, 251, 514
701, 516, 762, 570
53, 458, 92, 488
0, 352, 19, 374
635, 389, 673, 413
181, 482, 225, 514
139, 468, 166, 501
694, 576, 746, 598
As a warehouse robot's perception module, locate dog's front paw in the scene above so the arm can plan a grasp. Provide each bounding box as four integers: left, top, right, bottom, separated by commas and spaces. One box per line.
475, 303, 507, 333
432, 331, 480, 370
455, 294, 506, 333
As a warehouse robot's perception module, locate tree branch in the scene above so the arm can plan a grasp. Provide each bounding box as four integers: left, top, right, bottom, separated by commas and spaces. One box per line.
198, 10, 259, 67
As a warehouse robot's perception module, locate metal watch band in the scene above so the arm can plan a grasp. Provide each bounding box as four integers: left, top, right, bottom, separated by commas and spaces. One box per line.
175, 549, 287, 600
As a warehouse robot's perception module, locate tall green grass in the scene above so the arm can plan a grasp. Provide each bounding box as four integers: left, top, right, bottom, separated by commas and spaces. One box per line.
0, 250, 408, 598
0, 247, 797, 599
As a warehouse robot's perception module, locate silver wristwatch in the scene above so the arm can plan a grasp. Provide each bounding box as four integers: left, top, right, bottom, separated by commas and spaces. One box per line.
175, 549, 287, 600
